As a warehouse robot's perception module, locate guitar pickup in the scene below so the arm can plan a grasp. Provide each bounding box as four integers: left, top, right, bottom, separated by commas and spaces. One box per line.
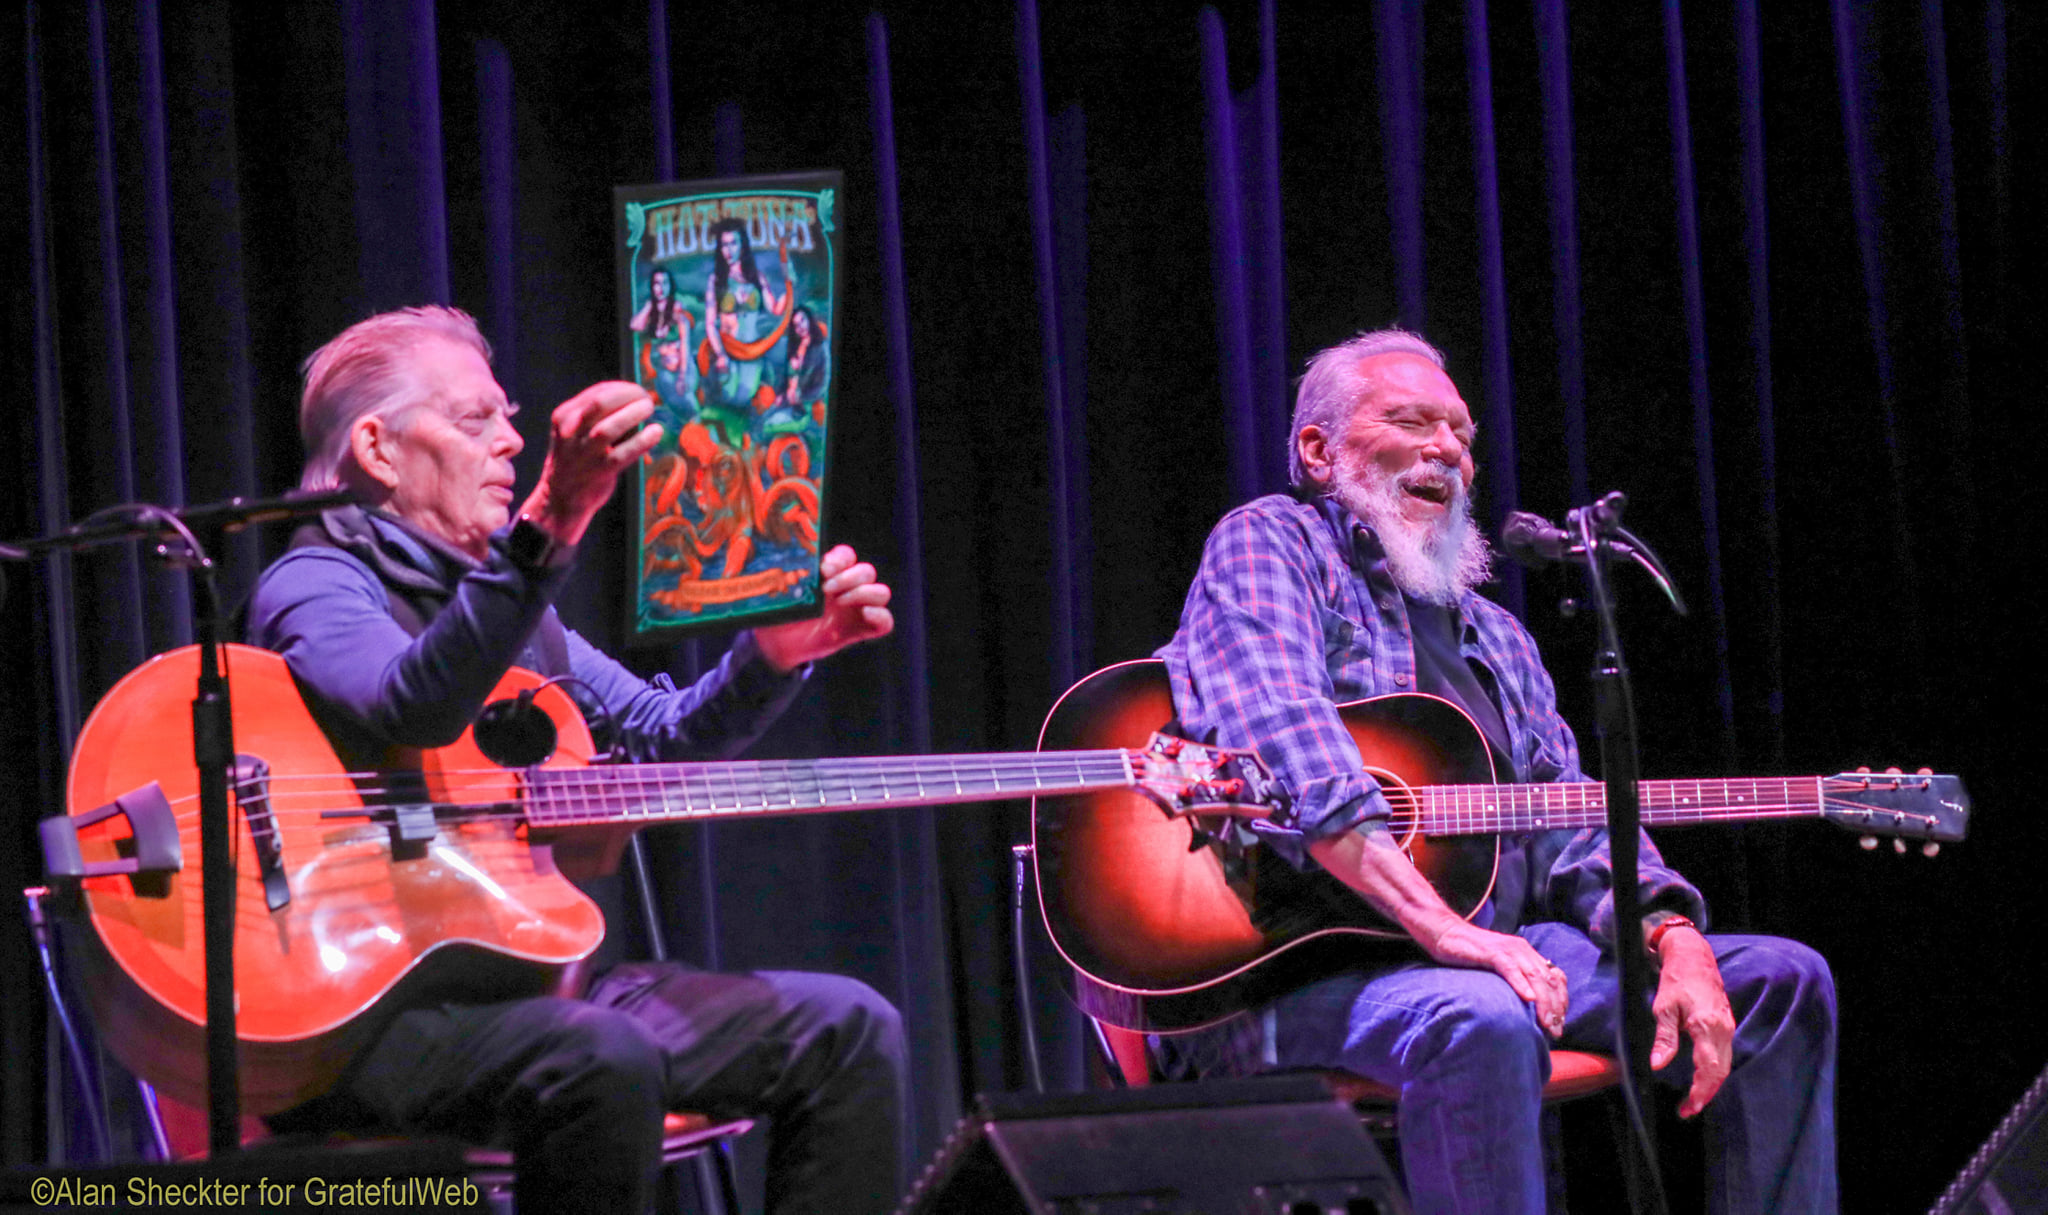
384, 804, 440, 862
39, 783, 184, 898
318, 802, 451, 861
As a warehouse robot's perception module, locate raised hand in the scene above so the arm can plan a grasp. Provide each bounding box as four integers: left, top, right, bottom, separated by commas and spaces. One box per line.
754, 545, 894, 672
519, 382, 662, 547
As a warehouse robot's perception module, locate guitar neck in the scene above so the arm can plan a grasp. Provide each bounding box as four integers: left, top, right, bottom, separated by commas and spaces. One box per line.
1416, 776, 1825, 837
523, 749, 1140, 827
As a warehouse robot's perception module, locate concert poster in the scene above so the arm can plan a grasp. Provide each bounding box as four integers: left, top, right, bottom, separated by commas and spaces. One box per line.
614, 171, 841, 641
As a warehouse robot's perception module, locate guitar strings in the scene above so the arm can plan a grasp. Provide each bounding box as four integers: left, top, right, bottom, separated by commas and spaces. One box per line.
153, 774, 1864, 825
144, 751, 1152, 826
132, 770, 1924, 837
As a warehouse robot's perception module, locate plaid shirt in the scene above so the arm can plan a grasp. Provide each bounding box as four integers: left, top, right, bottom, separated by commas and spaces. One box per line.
1156, 493, 1705, 948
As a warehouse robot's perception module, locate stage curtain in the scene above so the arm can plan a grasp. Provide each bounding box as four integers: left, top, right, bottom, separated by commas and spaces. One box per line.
4, 1, 2040, 1207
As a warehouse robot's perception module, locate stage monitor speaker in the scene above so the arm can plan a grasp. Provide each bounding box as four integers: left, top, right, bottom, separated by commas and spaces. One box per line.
897, 1074, 1408, 1215
1934, 1064, 2048, 1214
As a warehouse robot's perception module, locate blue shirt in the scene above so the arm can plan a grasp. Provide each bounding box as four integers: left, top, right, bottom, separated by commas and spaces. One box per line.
245, 509, 805, 765
1157, 493, 1705, 948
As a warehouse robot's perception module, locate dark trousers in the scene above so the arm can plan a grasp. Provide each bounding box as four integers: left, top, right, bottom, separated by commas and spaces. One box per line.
275, 963, 905, 1213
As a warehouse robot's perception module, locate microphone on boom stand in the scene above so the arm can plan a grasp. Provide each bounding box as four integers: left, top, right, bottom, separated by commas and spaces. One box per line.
1500, 498, 1688, 616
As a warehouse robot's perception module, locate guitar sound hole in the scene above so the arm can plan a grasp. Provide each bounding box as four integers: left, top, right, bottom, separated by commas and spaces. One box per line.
1370, 773, 1420, 843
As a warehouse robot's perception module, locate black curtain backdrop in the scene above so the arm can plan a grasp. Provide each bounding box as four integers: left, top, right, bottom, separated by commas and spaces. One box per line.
4, 2, 2039, 1210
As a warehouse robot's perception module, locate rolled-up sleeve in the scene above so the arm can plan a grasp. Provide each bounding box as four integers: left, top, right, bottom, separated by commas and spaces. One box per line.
1160, 504, 1391, 860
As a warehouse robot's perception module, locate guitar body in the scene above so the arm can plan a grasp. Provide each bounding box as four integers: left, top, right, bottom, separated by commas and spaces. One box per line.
62, 644, 604, 1115
1033, 659, 1503, 1033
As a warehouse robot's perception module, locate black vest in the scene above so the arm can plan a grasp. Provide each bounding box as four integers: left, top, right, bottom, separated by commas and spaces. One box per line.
285, 507, 571, 675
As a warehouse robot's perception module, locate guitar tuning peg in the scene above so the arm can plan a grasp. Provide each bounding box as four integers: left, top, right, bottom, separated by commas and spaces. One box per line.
1856, 766, 1871, 774
1917, 767, 1934, 777
1893, 838, 1907, 854
1860, 835, 1878, 851
1922, 842, 1941, 858
1885, 766, 1903, 775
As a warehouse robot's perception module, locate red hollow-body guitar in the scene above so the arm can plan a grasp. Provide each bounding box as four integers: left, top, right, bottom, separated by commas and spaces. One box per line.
50, 644, 1281, 1115
1030, 659, 1972, 1033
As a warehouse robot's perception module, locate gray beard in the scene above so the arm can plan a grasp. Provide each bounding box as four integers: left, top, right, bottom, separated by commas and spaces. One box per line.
1330, 458, 1494, 606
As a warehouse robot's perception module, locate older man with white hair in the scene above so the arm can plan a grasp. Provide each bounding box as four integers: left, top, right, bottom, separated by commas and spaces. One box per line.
1154, 329, 1838, 1213
247, 305, 903, 1214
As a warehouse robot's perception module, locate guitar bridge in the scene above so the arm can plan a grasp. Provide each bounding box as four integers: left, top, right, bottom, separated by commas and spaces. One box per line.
233, 754, 291, 912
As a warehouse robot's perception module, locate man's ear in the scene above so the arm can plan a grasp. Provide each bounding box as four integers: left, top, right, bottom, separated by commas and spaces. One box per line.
1296, 425, 1334, 489
349, 415, 403, 491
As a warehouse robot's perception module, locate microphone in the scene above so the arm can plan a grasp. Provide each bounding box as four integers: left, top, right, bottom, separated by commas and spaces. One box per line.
1501, 503, 1690, 615
1501, 511, 1574, 568
1, 487, 361, 560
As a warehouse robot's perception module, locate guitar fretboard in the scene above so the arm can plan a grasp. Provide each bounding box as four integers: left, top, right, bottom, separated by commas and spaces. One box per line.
523, 750, 1139, 826
1413, 776, 1825, 836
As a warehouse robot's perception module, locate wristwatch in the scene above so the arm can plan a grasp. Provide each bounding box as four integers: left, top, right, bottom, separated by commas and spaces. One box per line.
507, 514, 573, 572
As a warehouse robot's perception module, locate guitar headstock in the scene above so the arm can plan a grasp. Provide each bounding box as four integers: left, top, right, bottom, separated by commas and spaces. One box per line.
1821, 767, 1970, 851
1130, 733, 1287, 820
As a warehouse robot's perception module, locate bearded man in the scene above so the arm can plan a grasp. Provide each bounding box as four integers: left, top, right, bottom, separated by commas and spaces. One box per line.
1154, 330, 1837, 1213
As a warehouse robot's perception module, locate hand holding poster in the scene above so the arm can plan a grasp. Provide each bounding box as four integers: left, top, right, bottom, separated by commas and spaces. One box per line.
615, 171, 841, 640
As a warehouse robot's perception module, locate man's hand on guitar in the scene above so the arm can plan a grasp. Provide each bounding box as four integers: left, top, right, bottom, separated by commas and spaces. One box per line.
1649, 926, 1736, 1118
1310, 829, 1568, 1037
1423, 920, 1570, 1039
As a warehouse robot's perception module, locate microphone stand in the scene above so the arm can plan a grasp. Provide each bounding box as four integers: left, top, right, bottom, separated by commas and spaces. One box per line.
1561, 491, 1680, 1214
187, 542, 238, 1160
8, 488, 355, 1159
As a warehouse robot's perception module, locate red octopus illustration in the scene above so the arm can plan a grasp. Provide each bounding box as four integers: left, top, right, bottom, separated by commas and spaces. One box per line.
641, 421, 819, 599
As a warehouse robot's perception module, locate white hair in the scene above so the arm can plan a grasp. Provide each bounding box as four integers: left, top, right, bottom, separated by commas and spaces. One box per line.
298, 306, 493, 490
1288, 328, 1446, 488
1330, 456, 1494, 604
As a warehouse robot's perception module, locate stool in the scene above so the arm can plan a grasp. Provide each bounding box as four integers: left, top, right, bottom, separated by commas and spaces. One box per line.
654, 1112, 752, 1214
1092, 1016, 1622, 1102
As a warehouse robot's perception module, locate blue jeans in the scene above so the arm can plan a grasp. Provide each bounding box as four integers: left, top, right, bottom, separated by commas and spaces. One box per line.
1165, 927, 1836, 1214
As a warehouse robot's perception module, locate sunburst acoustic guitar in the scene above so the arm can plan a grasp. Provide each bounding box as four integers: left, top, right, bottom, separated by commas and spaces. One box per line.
1031, 659, 1970, 1033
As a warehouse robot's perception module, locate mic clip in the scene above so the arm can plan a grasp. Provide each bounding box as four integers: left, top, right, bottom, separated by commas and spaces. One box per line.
1502, 493, 1688, 616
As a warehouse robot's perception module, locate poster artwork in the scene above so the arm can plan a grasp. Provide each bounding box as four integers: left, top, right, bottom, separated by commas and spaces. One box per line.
615, 172, 840, 640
